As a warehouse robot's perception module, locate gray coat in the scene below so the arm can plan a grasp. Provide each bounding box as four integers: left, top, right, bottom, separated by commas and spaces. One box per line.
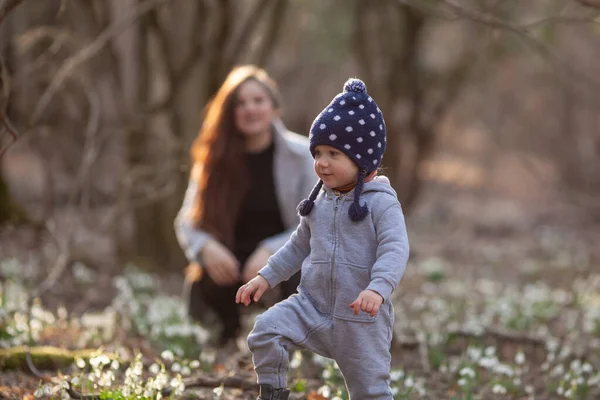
258, 180, 409, 322
174, 120, 318, 263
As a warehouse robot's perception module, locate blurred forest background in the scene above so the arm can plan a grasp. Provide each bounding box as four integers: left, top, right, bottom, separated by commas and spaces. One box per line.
1, 0, 600, 399
1, 0, 599, 271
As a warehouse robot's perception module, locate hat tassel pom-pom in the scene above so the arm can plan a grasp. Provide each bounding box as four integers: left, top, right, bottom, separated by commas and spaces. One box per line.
297, 199, 314, 216
297, 180, 323, 217
348, 172, 369, 221
348, 201, 369, 221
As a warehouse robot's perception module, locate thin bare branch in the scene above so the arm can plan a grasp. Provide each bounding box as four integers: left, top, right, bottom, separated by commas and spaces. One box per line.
226, 0, 271, 68
256, 0, 289, 66
399, 0, 600, 91
205, 0, 233, 96
574, 0, 600, 9
353, 0, 374, 85
31, 0, 173, 124
0, 0, 24, 26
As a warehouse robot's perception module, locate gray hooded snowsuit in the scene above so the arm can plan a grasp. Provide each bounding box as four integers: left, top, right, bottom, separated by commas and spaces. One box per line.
248, 180, 409, 399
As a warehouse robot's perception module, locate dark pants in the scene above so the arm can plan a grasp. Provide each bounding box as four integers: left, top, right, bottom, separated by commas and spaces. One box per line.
184, 270, 301, 344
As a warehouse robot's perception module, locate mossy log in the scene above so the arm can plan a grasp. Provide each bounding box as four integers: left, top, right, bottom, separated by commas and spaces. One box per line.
0, 173, 28, 225
0, 346, 106, 371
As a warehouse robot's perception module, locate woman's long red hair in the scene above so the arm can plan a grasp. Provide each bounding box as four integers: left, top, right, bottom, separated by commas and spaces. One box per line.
190, 65, 280, 248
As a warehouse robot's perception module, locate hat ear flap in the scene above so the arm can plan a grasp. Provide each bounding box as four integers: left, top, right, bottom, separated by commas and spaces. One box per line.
348, 172, 369, 222
297, 180, 324, 217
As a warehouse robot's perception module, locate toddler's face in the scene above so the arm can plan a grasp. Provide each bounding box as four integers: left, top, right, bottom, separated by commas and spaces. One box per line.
313, 145, 359, 189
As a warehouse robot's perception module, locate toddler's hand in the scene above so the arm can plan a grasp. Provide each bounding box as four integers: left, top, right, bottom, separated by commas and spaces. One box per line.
236, 275, 269, 306
349, 290, 383, 317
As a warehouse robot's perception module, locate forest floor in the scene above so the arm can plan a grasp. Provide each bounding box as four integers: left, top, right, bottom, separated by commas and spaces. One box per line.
1, 182, 600, 399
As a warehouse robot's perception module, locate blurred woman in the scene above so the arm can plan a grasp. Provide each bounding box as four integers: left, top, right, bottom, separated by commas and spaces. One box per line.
175, 65, 316, 346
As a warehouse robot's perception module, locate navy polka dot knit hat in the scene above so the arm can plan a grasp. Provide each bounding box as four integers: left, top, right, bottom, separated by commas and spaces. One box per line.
298, 78, 387, 222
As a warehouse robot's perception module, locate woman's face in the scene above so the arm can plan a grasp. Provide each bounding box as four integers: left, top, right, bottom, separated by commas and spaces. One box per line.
234, 80, 278, 138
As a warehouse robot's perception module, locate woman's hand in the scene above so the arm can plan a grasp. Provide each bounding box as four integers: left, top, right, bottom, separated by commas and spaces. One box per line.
200, 239, 240, 286
236, 275, 270, 306
349, 290, 384, 317
242, 246, 272, 283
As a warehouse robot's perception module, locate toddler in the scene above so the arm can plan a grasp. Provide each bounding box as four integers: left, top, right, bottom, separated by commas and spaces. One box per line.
236, 78, 409, 400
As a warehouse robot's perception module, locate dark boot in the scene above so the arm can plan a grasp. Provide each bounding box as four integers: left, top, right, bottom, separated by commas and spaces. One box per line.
257, 384, 290, 400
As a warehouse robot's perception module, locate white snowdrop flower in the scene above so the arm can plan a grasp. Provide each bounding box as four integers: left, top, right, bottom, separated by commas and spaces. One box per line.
213, 385, 224, 396
493, 363, 514, 377
171, 362, 181, 373
356, 154, 362, 159
467, 347, 482, 361
312, 354, 328, 366
367, 148, 373, 154
320, 123, 326, 130
318, 385, 331, 397
525, 385, 534, 394
289, 352, 302, 369
492, 384, 507, 394
390, 370, 404, 381
457, 378, 467, 386
513, 377, 521, 386
546, 338, 559, 353
189, 360, 200, 369
478, 356, 497, 369
334, 115, 341, 121
557, 386, 565, 395
565, 389, 573, 397
369, 131, 376, 137
570, 359, 581, 372
558, 346, 571, 360
76, 358, 86, 369
359, 104, 365, 109
551, 364, 565, 377
322, 369, 332, 379
391, 387, 399, 395
515, 351, 526, 365
181, 366, 191, 376
405, 376, 414, 387
148, 363, 160, 375
582, 363, 593, 373
111, 360, 120, 370
460, 367, 475, 378
346, 126, 353, 132
161, 350, 174, 362
329, 134, 337, 141
357, 137, 363, 143
484, 346, 496, 357
344, 144, 351, 149
541, 362, 550, 371
340, 100, 346, 105
359, 119, 365, 125
348, 110, 355, 115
